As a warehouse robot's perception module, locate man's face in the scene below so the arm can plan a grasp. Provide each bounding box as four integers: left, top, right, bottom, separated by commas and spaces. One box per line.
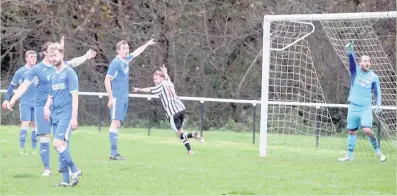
153, 73, 164, 85
359, 55, 371, 71
48, 49, 64, 67
25, 54, 37, 66
117, 44, 130, 58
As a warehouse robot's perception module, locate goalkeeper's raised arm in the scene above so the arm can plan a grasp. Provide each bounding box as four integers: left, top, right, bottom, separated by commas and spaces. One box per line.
345, 42, 357, 75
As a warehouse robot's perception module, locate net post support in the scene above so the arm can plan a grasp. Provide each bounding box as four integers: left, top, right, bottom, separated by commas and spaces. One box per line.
98, 95, 103, 132
315, 105, 321, 150
148, 97, 152, 136
252, 103, 257, 144
200, 100, 204, 137
376, 115, 381, 148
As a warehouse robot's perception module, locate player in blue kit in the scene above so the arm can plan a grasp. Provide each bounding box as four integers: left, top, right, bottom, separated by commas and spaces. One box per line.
2, 50, 38, 155
44, 43, 82, 187
7, 38, 96, 176
104, 39, 155, 160
338, 42, 386, 162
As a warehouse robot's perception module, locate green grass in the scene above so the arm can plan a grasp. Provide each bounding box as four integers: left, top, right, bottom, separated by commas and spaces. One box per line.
0, 126, 395, 195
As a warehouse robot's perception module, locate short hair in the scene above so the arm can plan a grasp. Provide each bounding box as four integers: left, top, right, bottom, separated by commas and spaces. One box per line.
154, 70, 165, 78
40, 42, 54, 59
25, 50, 37, 58
116, 40, 128, 50
46, 42, 64, 54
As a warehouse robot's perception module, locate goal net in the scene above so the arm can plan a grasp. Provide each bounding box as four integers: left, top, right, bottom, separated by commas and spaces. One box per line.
260, 12, 397, 158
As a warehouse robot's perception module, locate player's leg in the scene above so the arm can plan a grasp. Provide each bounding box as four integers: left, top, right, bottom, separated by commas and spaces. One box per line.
53, 119, 81, 187
35, 106, 52, 176
170, 112, 201, 154
361, 108, 386, 162
108, 98, 126, 160
338, 104, 360, 162
30, 106, 37, 154
19, 104, 31, 155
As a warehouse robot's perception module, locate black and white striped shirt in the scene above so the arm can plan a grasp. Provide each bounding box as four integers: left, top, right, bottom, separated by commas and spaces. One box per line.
150, 78, 185, 117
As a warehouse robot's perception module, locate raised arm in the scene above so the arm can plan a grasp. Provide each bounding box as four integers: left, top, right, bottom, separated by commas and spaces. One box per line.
130, 39, 155, 58
345, 42, 357, 75
67, 49, 97, 68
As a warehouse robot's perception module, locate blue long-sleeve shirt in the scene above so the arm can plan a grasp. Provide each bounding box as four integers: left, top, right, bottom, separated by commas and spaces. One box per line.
347, 52, 381, 107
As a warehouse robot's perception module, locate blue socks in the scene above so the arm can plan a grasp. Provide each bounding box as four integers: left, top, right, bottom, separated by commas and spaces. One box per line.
31, 130, 37, 150
58, 155, 70, 183
368, 135, 381, 154
39, 137, 50, 169
19, 129, 27, 150
57, 146, 78, 174
109, 130, 118, 156
347, 134, 357, 159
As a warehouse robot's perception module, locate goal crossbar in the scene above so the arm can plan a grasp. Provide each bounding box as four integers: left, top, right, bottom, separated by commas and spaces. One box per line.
264, 11, 396, 22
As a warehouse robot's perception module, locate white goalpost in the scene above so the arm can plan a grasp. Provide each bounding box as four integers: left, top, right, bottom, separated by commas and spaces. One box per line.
260, 11, 397, 157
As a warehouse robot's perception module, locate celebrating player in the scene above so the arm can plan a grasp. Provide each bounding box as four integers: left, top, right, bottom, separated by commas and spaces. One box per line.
7, 37, 96, 176
44, 43, 82, 187
104, 39, 155, 160
2, 50, 38, 155
133, 65, 204, 155
338, 42, 386, 162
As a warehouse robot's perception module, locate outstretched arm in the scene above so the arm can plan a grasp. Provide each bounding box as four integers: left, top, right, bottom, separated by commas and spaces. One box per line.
130, 39, 156, 58
67, 49, 97, 67
8, 80, 33, 111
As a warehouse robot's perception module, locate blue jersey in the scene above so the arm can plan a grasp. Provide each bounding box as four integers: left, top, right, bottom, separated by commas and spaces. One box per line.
26, 61, 56, 107
347, 52, 381, 107
49, 65, 79, 120
106, 55, 134, 101
11, 65, 36, 106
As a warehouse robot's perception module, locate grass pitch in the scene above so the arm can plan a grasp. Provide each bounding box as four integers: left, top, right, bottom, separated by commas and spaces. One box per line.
0, 126, 395, 195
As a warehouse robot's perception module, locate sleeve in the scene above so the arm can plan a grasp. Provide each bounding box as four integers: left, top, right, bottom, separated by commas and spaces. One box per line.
348, 52, 357, 75
106, 61, 119, 79
372, 75, 381, 106
10, 69, 21, 85
126, 54, 134, 62
25, 67, 37, 82
67, 69, 79, 93
4, 84, 16, 101
150, 84, 164, 95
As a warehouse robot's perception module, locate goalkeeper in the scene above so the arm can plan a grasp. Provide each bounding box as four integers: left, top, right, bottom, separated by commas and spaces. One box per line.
338, 42, 386, 162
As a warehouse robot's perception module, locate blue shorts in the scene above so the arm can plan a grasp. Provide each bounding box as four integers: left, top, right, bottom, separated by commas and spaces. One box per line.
35, 106, 52, 135
110, 98, 128, 121
52, 118, 72, 142
19, 104, 35, 121
347, 104, 373, 130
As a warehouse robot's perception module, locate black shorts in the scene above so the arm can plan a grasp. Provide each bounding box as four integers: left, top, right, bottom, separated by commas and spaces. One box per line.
169, 111, 185, 132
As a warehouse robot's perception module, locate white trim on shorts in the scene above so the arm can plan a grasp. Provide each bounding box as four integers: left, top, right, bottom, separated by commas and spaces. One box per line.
111, 98, 117, 120
170, 116, 178, 132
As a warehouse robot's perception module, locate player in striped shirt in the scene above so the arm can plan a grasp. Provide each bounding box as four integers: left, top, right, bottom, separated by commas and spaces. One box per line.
2, 50, 38, 155
133, 65, 204, 155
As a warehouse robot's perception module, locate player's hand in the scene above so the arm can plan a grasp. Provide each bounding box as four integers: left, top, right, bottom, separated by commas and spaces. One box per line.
132, 87, 139, 92
70, 117, 78, 130
60, 36, 65, 50
44, 107, 51, 121
146, 38, 156, 46
345, 42, 354, 52
85, 49, 97, 59
375, 105, 382, 115
2, 100, 9, 110
107, 97, 114, 108
6, 100, 15, 112
160, 64, 168, 74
